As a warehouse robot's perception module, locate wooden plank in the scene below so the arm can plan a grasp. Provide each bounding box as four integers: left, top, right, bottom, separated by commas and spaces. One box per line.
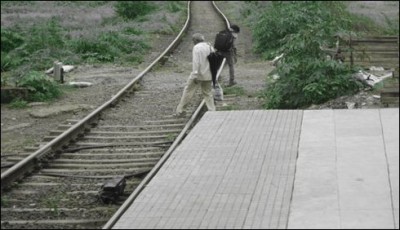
381, 97, 399, 105
340, 35, 399, 70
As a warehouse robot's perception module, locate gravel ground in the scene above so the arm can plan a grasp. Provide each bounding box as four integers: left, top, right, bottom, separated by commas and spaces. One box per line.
1, 1, 398, 162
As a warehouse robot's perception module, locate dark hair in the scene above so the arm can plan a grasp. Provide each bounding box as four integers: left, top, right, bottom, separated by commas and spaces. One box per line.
230, 24, 240, 33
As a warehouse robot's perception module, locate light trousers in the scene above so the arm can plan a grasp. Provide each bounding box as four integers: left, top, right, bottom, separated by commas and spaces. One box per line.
176, 78, 215, 114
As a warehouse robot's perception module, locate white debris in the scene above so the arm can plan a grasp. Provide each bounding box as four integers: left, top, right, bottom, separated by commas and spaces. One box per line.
62, 65, 75, 72
369, 66, 385, 71
272, 74, 280, 80
345, 102, 356, 109
354, 70, 392, 87
269, 53, 284, 66
45, 65, 75, 74
68, 81, 93, 88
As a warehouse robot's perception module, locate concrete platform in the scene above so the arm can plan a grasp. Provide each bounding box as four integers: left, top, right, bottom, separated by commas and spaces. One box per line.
113, 109, 399, 229
289, 109, 399, 229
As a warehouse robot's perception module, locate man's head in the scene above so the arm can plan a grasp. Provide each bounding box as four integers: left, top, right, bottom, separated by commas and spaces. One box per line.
229, 24, 240, 38
230, 24, 240, 33
192, 33, 205, 44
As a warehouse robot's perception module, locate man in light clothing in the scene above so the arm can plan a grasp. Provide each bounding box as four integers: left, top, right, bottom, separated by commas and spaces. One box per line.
175, 33, 216, 117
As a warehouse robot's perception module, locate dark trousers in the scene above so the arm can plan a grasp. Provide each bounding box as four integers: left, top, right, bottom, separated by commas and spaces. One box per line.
220, 50, 235, 83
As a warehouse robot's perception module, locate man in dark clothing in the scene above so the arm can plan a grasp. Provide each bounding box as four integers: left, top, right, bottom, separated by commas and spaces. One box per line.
219, 24, 240, 86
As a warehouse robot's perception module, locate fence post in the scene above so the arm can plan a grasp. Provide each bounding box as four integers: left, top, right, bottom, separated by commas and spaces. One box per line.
53, 61, 64, 83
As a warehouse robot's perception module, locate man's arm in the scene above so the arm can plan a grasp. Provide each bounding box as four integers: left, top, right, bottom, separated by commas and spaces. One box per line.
191, 46, 200, 78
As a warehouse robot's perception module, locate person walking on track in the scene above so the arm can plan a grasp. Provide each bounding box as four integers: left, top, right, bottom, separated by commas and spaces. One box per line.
175, 33, 216, 117
216, 24, 240, 86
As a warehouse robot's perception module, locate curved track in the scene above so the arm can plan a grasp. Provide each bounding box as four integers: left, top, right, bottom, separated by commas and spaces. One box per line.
1, 2, 234, 229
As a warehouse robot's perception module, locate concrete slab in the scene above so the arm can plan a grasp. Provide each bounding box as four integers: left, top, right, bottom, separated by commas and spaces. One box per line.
288, 108, 399, 229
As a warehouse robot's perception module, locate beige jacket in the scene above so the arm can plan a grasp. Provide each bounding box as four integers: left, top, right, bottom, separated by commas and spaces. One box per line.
190, 42, 214, 81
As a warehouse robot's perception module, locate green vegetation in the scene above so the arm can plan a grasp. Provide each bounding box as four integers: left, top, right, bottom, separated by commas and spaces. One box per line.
114, 1, 156, 20
166, 133, 177, 142
9, 98, 29, 109
41, 192, 66, 217
18, 71, 62, 102
382, 14, 400, 35
167, 1, 185, 13
220, 104, 238, 111
1, 196, 10, 207
241, 1, 396, 109
1, 1, 185, 102
372, 77, 399, 94
1, 7, 151, 76
224, 85, 245, 96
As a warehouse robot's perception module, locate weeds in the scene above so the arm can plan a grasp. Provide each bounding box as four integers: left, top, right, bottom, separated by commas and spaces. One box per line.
166, 133, 177, 142
220, 105, 238, 111
18, 71, 62, 102
1, 1, 186, 90
223, 85, 245, 96
167, 2, 185, 13
382, 14, 400, 35
1, 196, 10, 207
114, 1, 156, 20
9, 98, 28, 109
41, 192, 65, 217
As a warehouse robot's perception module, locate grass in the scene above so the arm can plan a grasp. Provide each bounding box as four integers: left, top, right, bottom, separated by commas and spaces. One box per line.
223, 85, 245, 96
166, 133, 177, 142
372, 77, 399, 93
1, 196, 10, 207
9, 98, 28, 108
1, 1, 186, 88
220, 104, 238, 111
0, 1, 186, 104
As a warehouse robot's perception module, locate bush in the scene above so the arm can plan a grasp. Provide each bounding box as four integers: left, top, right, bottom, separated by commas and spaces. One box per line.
246, 2, 363, 109
1, 29, 24, 53
264, 59, 361, 109
18, 71, 62, 102
1, 52, 16, 72
253, 2, 351, 58
167, 1, 185, 13
1, 18, 67, 73
70, 37, 115, 62
69, 31, 149, 63
114, 1, 156, 20
1, 29, 26, 72
9, 98, 28, 109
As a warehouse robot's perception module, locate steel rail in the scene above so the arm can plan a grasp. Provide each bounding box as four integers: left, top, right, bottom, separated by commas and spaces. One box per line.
1, 1, 191, 190
102, 1, 230, 228
212, 1, 231, 29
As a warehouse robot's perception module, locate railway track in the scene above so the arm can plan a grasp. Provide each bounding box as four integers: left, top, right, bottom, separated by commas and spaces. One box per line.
1, 2, 235, 229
